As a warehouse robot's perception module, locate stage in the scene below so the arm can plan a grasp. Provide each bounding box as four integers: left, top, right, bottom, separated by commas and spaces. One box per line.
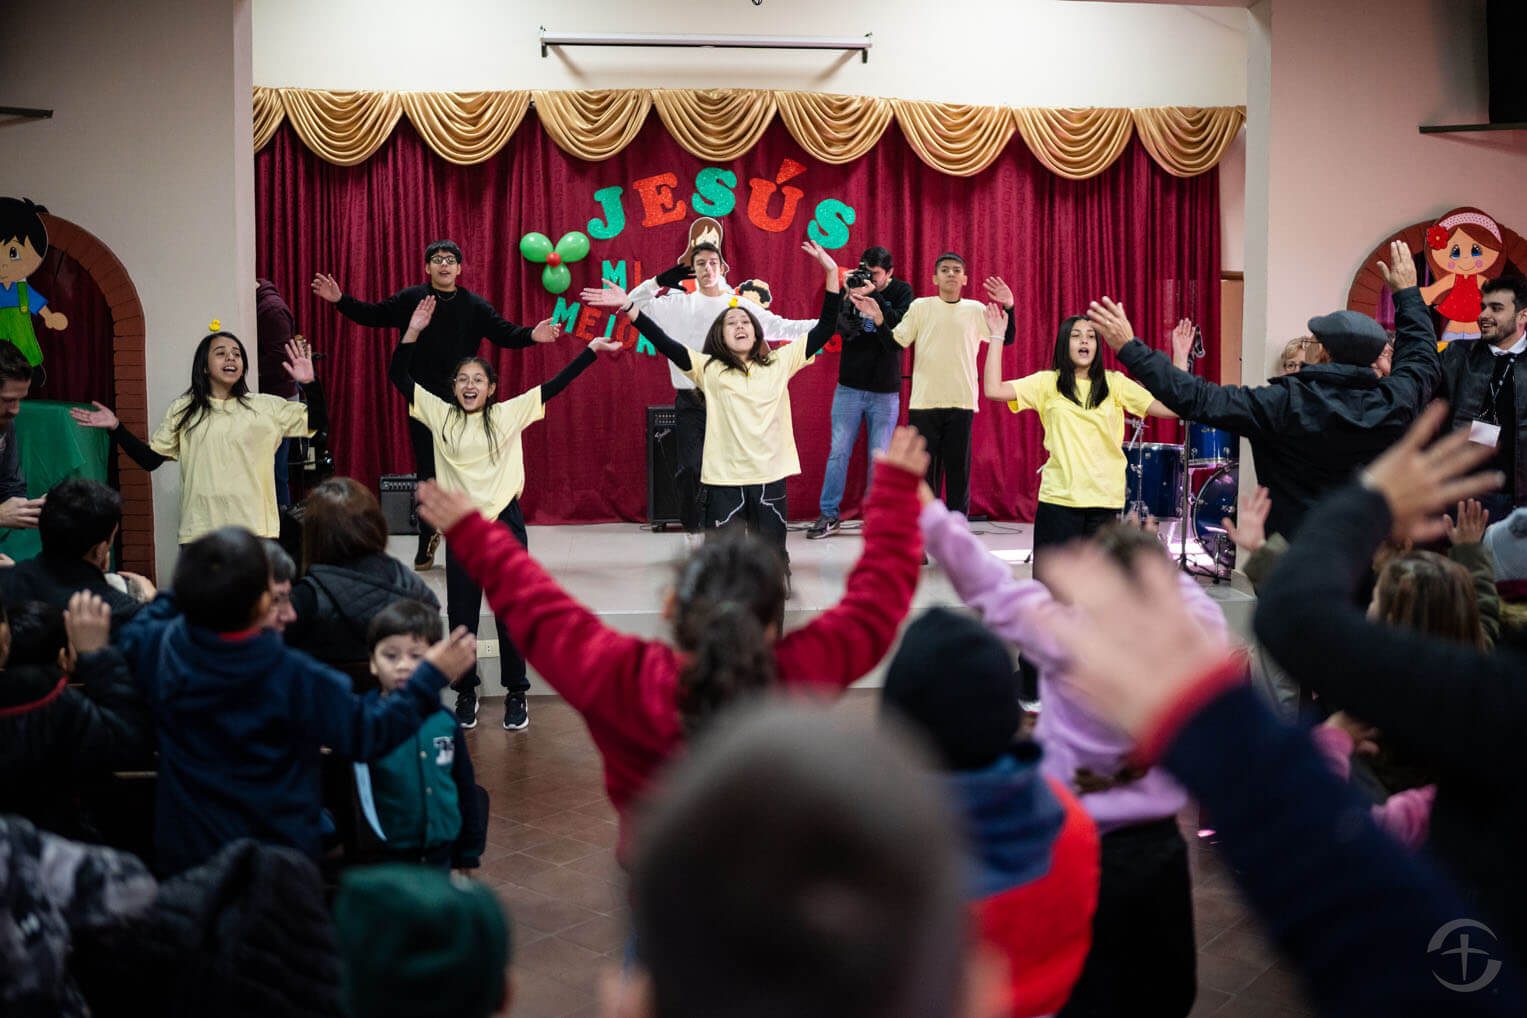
388, 520, 1258, 695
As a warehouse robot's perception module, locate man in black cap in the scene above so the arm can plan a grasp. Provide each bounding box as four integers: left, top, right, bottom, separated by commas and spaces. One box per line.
1085, 240, 1440, 539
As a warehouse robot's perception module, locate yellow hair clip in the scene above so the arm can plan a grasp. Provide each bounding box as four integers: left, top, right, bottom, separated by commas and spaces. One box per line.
208, 318, 222, 332
727, 297, 738, 308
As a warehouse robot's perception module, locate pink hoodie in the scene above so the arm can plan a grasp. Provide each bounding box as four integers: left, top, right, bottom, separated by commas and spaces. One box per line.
920, 500, 1230, 833
1309, 725, 1435, 850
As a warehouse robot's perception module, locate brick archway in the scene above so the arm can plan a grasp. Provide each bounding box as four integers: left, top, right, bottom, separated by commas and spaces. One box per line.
38, 214, 155, 578
1347, 220, 1527, 318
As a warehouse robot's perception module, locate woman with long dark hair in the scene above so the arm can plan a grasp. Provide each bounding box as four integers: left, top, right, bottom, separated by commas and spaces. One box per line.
984, 312, 1175, 568
390, 295, 617, 731
70, 328, 325, 545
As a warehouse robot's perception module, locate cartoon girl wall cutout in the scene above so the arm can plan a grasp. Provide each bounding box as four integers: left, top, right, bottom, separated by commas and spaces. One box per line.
1419, 206, 1503, 342
0, 197, 68, 372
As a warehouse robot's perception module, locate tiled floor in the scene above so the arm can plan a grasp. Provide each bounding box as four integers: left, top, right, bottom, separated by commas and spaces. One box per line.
465, 691, 1314, 1018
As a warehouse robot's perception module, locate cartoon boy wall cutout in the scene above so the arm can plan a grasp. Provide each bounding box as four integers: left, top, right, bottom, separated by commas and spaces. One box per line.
1419, 206, 1503, 342
0, 198, 68, 372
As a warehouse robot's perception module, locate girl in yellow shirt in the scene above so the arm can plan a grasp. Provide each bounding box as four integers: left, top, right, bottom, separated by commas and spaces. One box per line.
590, 241, 842, 570
71, 329, 323, 545
390, 295, 618, 731
985, 312, 1176, 572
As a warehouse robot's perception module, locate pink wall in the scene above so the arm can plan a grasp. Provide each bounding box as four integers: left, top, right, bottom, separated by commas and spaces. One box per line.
1252, 0, 1527, 372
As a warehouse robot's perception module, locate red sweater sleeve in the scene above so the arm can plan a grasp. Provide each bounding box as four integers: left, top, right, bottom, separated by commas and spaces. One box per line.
774, 462, 923, 688
442, 512, 679, 717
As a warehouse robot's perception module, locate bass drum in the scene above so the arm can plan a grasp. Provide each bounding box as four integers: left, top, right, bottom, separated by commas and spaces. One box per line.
1191, 463, 1238, 545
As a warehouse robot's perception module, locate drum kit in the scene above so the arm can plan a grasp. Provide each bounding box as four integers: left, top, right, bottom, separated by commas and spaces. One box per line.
1124, 418, 1239, 580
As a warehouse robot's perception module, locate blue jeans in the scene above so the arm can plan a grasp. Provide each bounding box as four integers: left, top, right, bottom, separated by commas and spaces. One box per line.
819, 384, 900, 518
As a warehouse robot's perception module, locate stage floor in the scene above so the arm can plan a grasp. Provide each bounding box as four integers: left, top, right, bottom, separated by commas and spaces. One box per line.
388, 519, 1256, 693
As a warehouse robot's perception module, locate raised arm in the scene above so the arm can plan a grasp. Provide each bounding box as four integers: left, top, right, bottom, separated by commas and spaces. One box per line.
979, 304, 1016, 402
311, 630, 473, 761
1445, 498, 1501, 648
539, 337, 621, 403
921, 495, 1065, 667
63, 593, 154, 770
472, 292, 562, 349
802, 239, 844, 357
281, 337, 327, 434
982, 277, 1018, 346
1377, 242, 1442, 407
775, 428, 927, 688
387, 297, 433, 401
1089, 297, 1286, 436
70, 402, 168, 471
416, 480, 666, 716
313, 273, 413, 330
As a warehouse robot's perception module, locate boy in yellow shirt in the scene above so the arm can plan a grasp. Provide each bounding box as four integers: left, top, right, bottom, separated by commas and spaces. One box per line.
894, 254, 1014, 514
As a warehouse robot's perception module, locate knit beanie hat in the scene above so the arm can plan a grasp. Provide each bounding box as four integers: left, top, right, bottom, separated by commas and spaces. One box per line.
1485, 508, 1527, 584
334, 865, 511, 1018
1305, 309, 1389, 366
881, 608, 1020, 771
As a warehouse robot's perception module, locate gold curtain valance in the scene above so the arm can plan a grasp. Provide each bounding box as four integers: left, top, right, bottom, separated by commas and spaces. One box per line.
1013, 108, 1135, 181
1131, 106, 1246, 178
253, 86, 1244, 180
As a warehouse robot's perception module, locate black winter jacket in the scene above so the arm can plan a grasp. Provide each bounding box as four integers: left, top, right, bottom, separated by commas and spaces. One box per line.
1443, 337, 1527, 500
76, 839, 343, 1018
285, 554, 440, 666
0, 652, 153, 839
1117, 286, 1440, 537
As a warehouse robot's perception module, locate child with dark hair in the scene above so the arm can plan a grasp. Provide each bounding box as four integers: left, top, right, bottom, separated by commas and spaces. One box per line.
414, 426, 929, 863
350, 599, 486, 870
0, 593, 152, 840
115, 526, 479, 874
619, 704, 984, 1018
313, 239, 563, 570
1, 477, 143, 625
71, 330, 326, 545
921, 496, 1226, 1018
0, 196, 68, 368
597, 240, 843, 563
391, 296, 618, 731
881, 608, 1100, 1018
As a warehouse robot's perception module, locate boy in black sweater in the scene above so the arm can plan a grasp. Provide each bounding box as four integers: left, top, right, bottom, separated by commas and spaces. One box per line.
313, 240, 562, 568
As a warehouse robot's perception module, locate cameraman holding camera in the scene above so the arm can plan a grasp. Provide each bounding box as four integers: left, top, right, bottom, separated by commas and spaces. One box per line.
805, 246, 915, 539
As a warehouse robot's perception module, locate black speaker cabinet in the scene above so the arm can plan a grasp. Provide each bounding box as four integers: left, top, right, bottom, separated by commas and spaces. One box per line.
1489, 1, 1527, 124
379, 473, 419, 535
646, 405, 682, 529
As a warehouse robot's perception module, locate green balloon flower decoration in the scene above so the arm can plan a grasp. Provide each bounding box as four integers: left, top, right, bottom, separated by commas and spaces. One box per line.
519, 230, 590, 295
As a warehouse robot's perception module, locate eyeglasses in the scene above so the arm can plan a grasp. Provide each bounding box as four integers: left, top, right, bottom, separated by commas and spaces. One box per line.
429, 255, 459, 266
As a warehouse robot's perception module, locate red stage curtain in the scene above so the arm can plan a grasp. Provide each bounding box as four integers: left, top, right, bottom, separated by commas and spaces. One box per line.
27, 247, 113, 405
256, 111, 1218, 524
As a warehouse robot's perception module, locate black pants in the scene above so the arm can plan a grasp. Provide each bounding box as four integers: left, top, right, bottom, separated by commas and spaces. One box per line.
1058, 818, 1196, 1018
407, 417, 439, 547
446, 499, 527, 695
674, 390, 707, 534
704, 479, 789, 566
1031, 501, 1120, 576
907, 408, 974, 515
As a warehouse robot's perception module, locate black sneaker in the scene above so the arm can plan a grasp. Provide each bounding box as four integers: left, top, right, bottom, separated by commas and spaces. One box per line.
454, 689, 479, 729
502, 694, 529, 732
414, 533, 441, 572
805, 515, 840, 540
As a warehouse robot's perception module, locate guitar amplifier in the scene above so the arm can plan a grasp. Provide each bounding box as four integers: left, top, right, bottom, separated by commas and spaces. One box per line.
379, 474, 419, 535
646, 405, 682, 529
